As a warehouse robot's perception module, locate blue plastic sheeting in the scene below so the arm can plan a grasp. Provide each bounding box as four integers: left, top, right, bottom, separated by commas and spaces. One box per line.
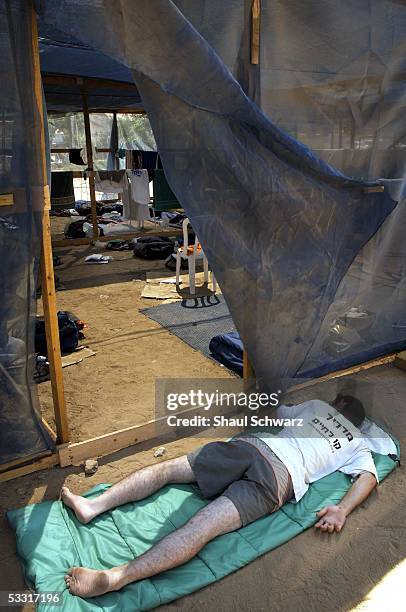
39, 23, 134, 84
37, 0, 402, 390
38, 22, 143, 112
39, 24, 142, 112
0, 0, 53, 464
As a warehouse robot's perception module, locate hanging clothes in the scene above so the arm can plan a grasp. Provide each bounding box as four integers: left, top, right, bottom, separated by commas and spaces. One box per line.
68, 148, 86, 165
50, 171, 75, 208
94, 170, 125, 194
122, 169, 150, 223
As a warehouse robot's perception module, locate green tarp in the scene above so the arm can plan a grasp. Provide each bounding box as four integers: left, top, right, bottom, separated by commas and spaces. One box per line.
7, 450, 398, 611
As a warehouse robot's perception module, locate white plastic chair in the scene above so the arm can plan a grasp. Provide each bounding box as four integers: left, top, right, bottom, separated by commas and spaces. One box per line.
175, 218, 216, 294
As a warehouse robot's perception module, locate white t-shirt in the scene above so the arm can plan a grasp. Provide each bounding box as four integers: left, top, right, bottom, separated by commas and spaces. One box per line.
255, 400, 378, 502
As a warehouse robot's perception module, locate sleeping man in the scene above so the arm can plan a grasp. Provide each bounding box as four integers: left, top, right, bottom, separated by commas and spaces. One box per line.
62, 394, 378, 598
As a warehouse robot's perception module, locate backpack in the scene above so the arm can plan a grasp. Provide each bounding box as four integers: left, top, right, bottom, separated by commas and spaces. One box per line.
35, 311, 80, 356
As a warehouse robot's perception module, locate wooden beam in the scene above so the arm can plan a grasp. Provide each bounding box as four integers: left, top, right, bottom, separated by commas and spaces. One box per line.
40, 349, 402, 470
52, 237, 93, 248
58, 423, 156, 467
80, 83, 99, 240
42, 73, 139, 91
112, 112, 120, 170
0, 193, 14, 206
394, 350, 406, 371
58, 400, 241, 467
51, 227, 183, 248
41, 417, 58, 442
251, 0, 261, 65
242, 350, 255, 380
31, 5, 70, 445
0, 450, 53, 474
57, 351, 396, 467
94, 108, 146, 115
0, 454, 59, 483
289, 353, 396, 394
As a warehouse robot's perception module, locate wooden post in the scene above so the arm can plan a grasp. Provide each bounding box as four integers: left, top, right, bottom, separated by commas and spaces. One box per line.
251, 0, 261, 65
112, 112, 120, 170
80, 82, 99, 239
31, 4, 70, 444
243, 349, 256, 391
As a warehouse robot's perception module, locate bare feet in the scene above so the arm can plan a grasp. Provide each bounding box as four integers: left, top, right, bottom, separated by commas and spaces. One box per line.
61, 486, 98, 524
64, 567, 123, 598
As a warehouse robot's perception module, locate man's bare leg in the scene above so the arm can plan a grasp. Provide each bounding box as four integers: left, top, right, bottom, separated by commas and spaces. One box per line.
64, 495, 241, 598
61, 456, 194, 523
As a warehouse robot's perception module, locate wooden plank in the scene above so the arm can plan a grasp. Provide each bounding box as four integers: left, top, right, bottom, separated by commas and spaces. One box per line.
112, 112, 119, 170
52, 237, 92, 247
52, 226, 183, 248
95, 228, 183, 242
251, 0, 261, 65
58, 351, 397, 468
41, 417, 58, 442
31, 5, 70, 445
0, 454, 59, 483
58, 421, 155, 467
363, 185, 385, 193
81, 84, 99, 240
0, 193, 14, 206
58, 400, 239, 467
43, 73, 139, 91
290, 353, 396, 394
243, 349, 256, 391
394, 350, 406, 371
0, 450, 53, 474
91, 108, 146, 114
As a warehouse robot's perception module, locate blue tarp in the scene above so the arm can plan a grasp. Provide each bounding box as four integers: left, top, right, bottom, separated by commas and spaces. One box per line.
38, 0, 402, 389
0, 0, 54, 463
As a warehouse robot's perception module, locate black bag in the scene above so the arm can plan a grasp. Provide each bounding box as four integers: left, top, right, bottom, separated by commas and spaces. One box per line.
64, 219, 86, 239
133, 236, 175, 260
35, 311, 80, 356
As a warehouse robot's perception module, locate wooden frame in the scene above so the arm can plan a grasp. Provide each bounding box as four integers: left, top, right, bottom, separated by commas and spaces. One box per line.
32, 7, 69, 445
56, 350, 397, 469
0, 454, 60, 484
48, 91, 174, 248
251, 0, 261, 65
51, 224, 183, 248
0, 2, 401, 483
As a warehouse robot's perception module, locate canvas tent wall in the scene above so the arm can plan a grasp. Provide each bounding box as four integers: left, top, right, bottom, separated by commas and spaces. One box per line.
1, 0, 405, 469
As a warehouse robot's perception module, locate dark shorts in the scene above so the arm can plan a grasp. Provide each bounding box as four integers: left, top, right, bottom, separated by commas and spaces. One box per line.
187, 439, 291, 526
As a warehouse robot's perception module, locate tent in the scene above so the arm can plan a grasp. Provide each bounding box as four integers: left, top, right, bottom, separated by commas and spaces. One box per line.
1, 0, 405, 474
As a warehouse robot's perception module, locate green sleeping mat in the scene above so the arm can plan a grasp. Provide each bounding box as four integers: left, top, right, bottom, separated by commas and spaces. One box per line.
7, 449, 399, 612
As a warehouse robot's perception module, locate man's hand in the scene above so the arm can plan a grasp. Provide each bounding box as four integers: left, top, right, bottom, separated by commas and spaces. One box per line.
315, 472, 377, 535
315, 505, 346, 533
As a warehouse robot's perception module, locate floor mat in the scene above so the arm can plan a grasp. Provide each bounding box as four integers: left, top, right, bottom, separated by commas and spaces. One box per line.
141, 295, 235, 361
7, 447, 399, 611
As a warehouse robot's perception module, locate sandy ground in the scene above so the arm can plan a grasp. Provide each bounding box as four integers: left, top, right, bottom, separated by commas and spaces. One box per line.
38, 241, 231, 442
0, 237, 405, 611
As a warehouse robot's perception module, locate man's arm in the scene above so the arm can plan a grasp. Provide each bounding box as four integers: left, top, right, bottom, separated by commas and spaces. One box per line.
315, 472, 377, 533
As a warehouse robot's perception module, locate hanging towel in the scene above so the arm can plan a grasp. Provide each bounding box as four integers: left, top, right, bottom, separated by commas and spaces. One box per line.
129, 169, 150, 205
95, 170, 125, 194
123, 169, 150, 222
